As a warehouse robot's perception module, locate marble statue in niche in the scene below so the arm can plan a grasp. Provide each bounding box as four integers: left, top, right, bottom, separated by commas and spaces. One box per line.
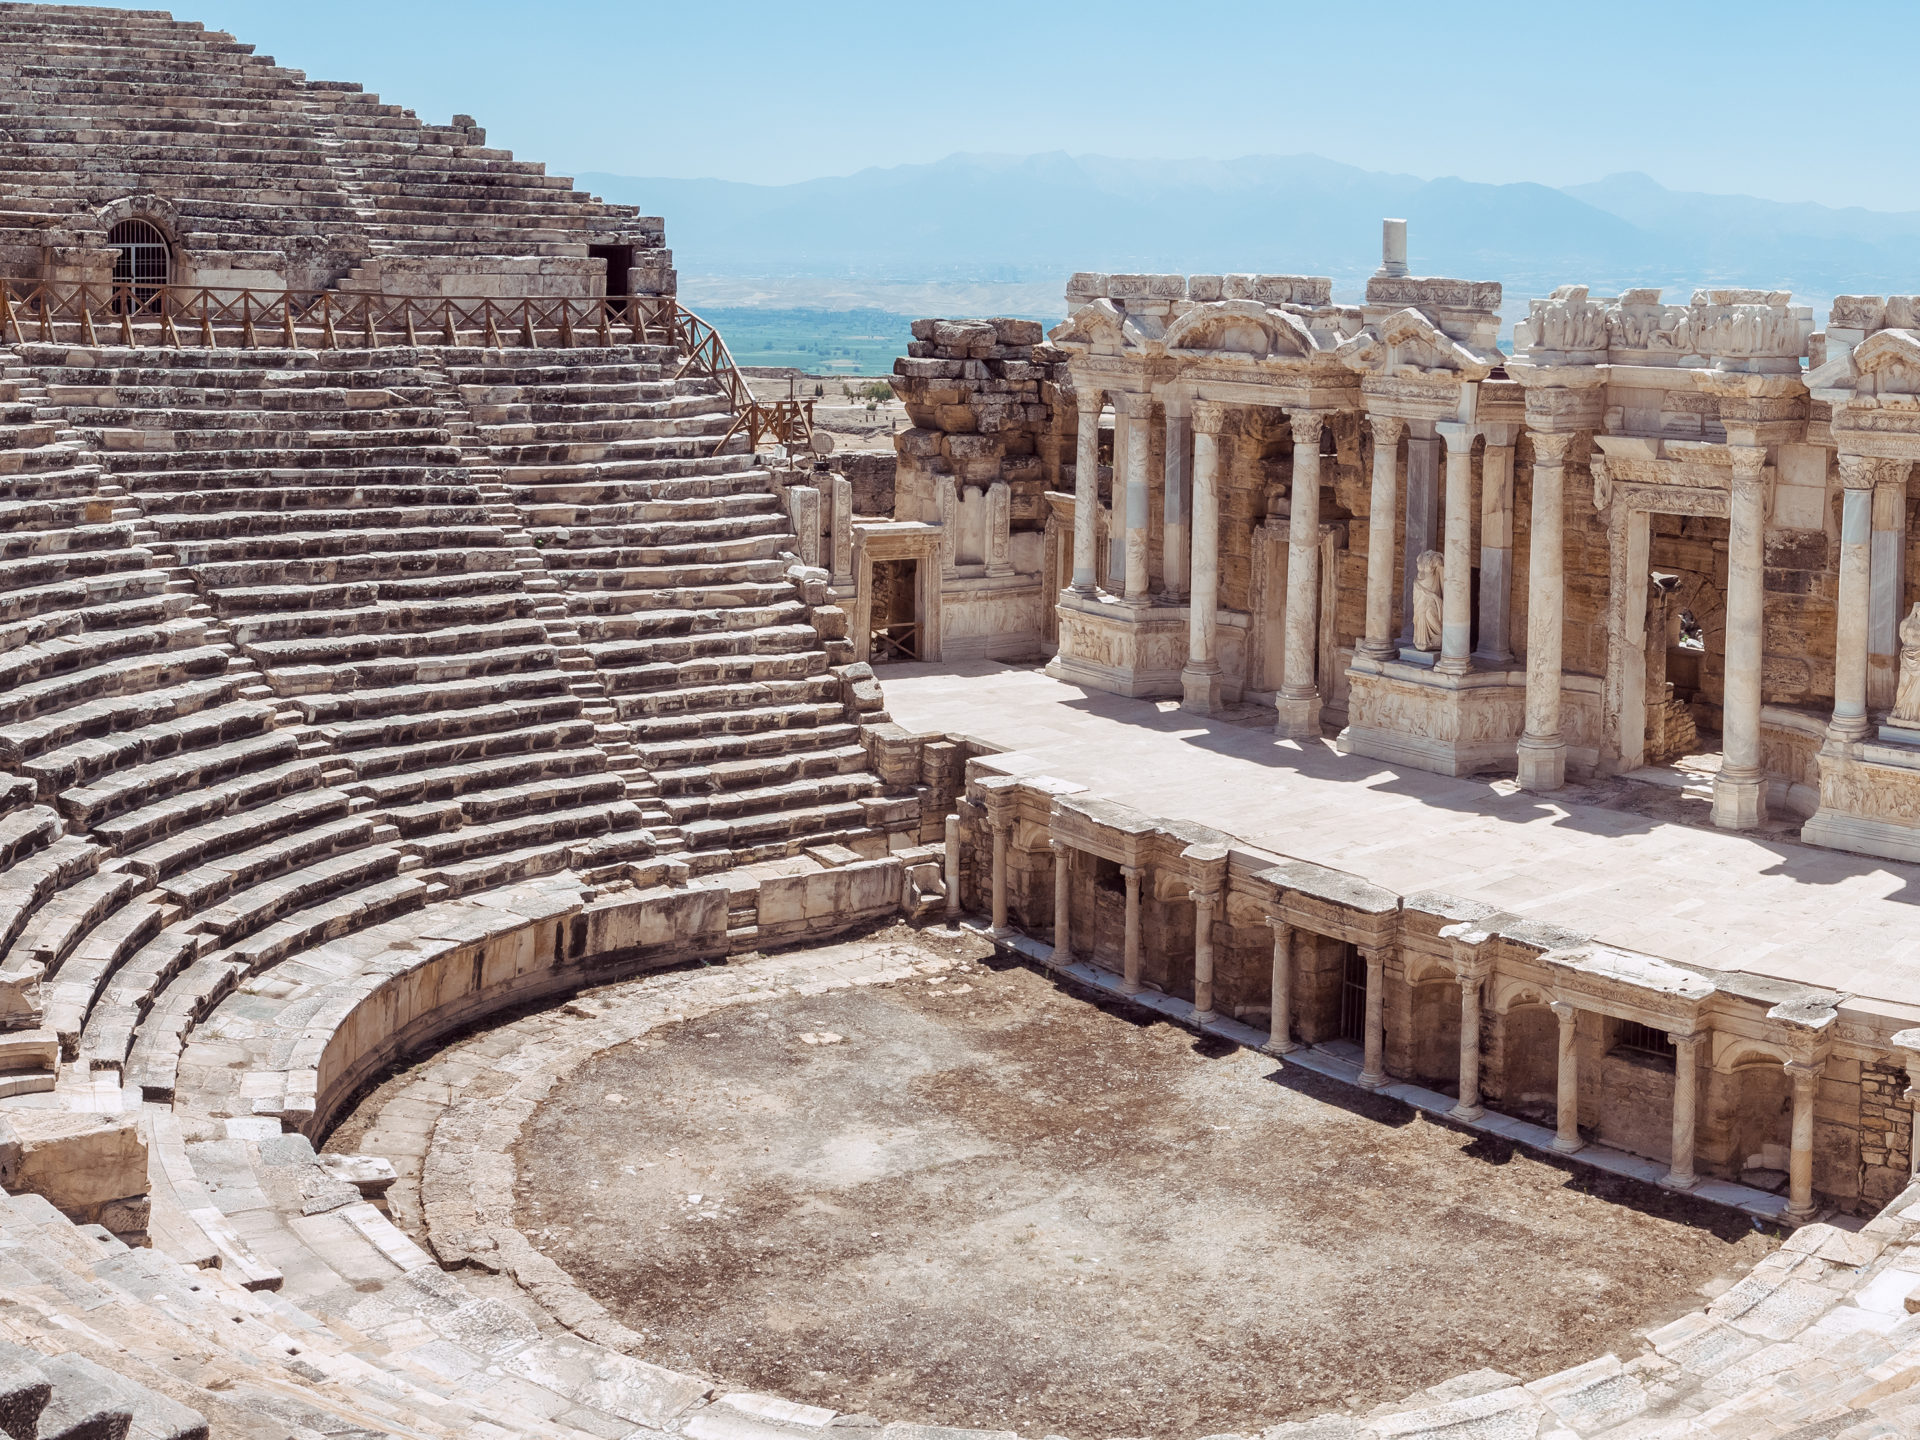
1413, 550, 1444, 652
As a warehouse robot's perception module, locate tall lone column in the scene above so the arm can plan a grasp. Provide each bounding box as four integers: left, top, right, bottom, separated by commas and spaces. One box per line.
1189, 886, 1218, 1022
1551, 1001, 1583, 1153
1117, 393, 1152, 603
1161, 403, 1191, 604
1714, 446, 1768, 830
1476, 427, 1517, 666
1120, 864, 1143, 995
1361, 415, 1405, 659
1665, 1031, 1701, 1189
1181, 401, 1227, 713
1435, 421, 1477, 675
1266, 918, 1297, 1054
1276, 410, 1329, 738
988, 816, 1010, 936
1449, 971, 1485, 1121
1830, 455, 1876, 745
1071, 390, 1102, 593
1358, 946, 1387, 1090
1785, 1059, 1820, 1221
943, 814, 961, 928
1517, 431, 1574, 790
1049, 839, 1071, 965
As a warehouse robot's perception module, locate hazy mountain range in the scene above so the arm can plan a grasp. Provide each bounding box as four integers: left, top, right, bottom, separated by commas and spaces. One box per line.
580, 153, 1920, 325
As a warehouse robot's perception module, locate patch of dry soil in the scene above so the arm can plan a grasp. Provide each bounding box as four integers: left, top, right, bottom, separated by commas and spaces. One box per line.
514, 955, 1772, 1438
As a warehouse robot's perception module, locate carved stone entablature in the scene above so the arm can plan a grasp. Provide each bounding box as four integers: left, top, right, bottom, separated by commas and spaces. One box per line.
1514, 285, 1611, 362
1506, 360, 1608, 433
1517, 286, 1813, 375
1364, 275, 1501, 315
1591, 452, 1738, 516
1691, 290, 1815, 374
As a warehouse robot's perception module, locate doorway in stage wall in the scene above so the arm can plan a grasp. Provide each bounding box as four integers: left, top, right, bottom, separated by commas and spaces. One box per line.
1621, 514, 1729, 810
108, 218, 170, 312
869, 558, 919, 663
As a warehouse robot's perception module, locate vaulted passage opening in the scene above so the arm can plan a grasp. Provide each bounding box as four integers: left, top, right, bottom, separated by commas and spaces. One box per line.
108, 217, 170, 310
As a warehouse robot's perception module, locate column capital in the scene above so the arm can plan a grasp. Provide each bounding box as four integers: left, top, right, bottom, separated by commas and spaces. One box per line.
1455, 968, 1486, 992
1192, 399, 1232, 435
1119, 862, 1142, 882
1366, 412, 1406, 445
1069, 384, 1107, 413
1528, 429, 1579, 466
1048, 837, 1072, 856
1550, 999, 1578, 1024
1666, 1028, 1705, 1050
1784, 1057, 1824, 1085
1838, 451, 1903, 490
1358, 943, 1390, 967
1727, 443, 1768, 485
1111, 391, 1154, 419
1265, 914, 1292, 934
1187, 886, 1219, 908
1435, 419, 1477, 454
1289, 409, 1333, 448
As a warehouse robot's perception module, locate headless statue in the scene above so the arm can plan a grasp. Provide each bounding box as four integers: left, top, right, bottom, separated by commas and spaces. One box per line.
1413, 550, 1444, 652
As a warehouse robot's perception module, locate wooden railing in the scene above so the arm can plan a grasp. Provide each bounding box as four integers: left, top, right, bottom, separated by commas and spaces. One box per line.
0, 277, 816, 457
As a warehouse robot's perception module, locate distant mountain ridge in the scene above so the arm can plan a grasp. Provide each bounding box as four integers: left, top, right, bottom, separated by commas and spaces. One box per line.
578, 153, 1920, 320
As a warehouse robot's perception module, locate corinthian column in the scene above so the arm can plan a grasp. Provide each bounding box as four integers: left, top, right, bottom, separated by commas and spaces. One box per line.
1517, 430, 1574, 791
1071, 390, 1102, 593
1276, 410, 1330, 738
1181, 401, 1227, 713
1361, 414, 1405, 659
1830, 453, 1877, 745
1115, 393, 1152, 603
1435, 421, 1477, 675
1713, 446, 1768, 830
1161, 401, 1191, 604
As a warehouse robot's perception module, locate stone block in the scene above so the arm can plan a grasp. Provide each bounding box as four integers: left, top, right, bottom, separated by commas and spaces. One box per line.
1, 1110, 146, 1226
1188, 275, 1224, 302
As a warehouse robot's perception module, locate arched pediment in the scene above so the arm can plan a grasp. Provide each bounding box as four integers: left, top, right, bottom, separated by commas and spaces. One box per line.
1336, 307, 1498, 381
1162, 300, 1316, 361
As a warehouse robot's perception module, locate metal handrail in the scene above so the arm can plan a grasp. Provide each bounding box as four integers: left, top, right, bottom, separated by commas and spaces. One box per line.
0, 277, 815, 458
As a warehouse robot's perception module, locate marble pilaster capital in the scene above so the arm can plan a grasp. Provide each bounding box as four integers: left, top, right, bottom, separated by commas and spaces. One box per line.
1111, 391, 1154, 419
1289, 409, 1334, 448
1528, 429, 1579, 467
1191, 400, 1231, 435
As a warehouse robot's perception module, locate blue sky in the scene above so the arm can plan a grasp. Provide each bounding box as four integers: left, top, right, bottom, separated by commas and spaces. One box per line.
163, 1, 1920, 211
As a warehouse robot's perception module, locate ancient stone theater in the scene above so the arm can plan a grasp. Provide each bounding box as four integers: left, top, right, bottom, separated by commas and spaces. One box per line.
7, 4, 1920, 1438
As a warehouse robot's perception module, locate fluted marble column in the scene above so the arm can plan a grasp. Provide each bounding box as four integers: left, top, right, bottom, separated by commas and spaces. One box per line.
1361, 415, 1406, 659
1449, 970, 1485, 1121
1435, 421, 1476, 676
1050, 839, 1071, 964
1120, 863, 1143, 995
1831, 454, 1877, 745
1276, 410, 1330, 738
1786, 1059, 1821, 1221
1665, 1030, 1701, 1189
1551, 1001, 1583, 1153
1713, 446, 1767, 830
1358, 945, 1387, 1090
1181, 401, 1227, 713
1190, 886, 1218, 1021
1071, 392, 1102, 593
1266, 918, 1298, 1054
1517, 431, 1575, 791
1161, 402, 1191, 604
1476, 427, 1517, 666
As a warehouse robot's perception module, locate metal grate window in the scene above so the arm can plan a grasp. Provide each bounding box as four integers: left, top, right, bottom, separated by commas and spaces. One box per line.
108, 219, 170, 312
1338, 943, 1367, 1043
1613, 1019, 1675, 1062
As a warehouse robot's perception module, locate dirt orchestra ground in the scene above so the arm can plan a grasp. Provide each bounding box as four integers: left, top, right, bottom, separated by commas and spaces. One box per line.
510, 939, 1774, 1439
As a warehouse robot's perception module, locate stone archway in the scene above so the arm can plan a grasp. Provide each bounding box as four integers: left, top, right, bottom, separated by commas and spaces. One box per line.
1500, 1001, 1560, 1123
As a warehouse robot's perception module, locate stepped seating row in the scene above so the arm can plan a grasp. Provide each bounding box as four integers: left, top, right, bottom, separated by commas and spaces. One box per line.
450, 347, 884, 867
0, 345, 662, 1104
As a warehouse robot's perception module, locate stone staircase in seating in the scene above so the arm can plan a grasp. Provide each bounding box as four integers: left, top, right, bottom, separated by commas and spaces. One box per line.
448, 345, 887, 870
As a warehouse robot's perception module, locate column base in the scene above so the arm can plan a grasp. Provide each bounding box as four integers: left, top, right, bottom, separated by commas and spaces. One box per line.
1515, 735, 1566, 792
1356, 639, 1398, 662
1049, 946, 1070, 966
1785, 1200, 1818, 1223
1153, 590, 1188, 608
1191, 1007, 1217, 1024
1711, 767, 1766, 830
1551, 1134, 1586, 1155
1357, 1068, 1387, 1091
1266, 1035, 1300, 1056
1448, 1102, 1485, 1123
1824, 716, 1870, 750
1180, 664, 1222, 715
1120, 978, 1143, 996
1274, 689, 1323, 739
1661, 1170, 1698, 1191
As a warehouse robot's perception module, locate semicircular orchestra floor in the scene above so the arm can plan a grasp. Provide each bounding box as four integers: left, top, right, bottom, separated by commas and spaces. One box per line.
496, 930, 1771, 1440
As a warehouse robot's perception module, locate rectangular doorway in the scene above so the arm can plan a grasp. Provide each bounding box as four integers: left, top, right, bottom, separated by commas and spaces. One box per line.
870, 558, 919, 663
589, 245, 634, 297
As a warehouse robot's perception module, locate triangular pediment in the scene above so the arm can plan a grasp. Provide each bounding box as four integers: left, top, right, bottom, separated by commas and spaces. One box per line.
1337, 307, 1496, 381
1048, 299, 1146, 354
1852, 328, 1920, 395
